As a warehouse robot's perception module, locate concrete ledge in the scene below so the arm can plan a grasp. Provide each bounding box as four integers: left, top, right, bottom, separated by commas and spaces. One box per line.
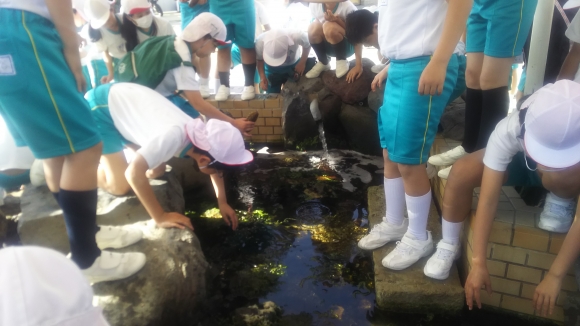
368, 186, 464, 315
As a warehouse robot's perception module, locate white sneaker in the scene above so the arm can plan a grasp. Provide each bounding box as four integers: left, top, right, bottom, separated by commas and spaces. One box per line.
426, 163, 437, 179
371, 63, 387, 74
424, 240, 460, 280
241, 86, 255, 100
96, 225, 143, 250
335, 60, 350, 78
438, 166, 452, 179
382, 231, 434, 270
428, 146, 466, 166
305, 61, 331, 78
199, 84, 210, 99
358, 218, 408, 250
82, 251, 146, 284
215, 85, 230, 101
30, 159, 46, 187
538, 193, 576, 233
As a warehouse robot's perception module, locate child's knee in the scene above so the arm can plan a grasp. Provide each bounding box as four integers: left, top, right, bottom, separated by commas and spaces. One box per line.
465, 66, 481, 89
308, 21, 324, 42
322, 22, 344, 43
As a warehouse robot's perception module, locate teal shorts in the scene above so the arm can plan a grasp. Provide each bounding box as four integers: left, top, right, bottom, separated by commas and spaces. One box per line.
264, 57, 316, 93
505, 152, 542, 187
0, 9, 101, 159
210, 0, 255, 49
466, 0, 538, 58
324, 40, 355, 58
231, 44, 260, 84
166, 94, 200, 119
0, 171, 30, 190
447, 53, 467, 106
180, 2, 209, 31
85, 84, 129, 155
378, 55, 459, 165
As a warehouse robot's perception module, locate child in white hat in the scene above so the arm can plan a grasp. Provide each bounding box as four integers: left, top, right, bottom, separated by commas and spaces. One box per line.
85, 82, 253, 230
438, 80, 580, 315
120, 0, 174, 51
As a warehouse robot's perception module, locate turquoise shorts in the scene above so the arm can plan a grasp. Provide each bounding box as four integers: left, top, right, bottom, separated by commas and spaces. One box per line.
85, 84, 129, 155
264, 57, 316, 93
0, 9, 101, 159
180, 2, 209, 31
166, 94, 200, 119
378, 55, 459, 165
505, 152, 542, 187
466, 0, 538, 58
0, 171, 30, 190
447, 54, 467, 106
231, 44, 260, 84
210, 0, 255, 49
324, 40, 355, 58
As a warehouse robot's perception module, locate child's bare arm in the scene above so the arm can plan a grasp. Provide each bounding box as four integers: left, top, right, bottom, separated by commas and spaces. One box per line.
419, 0, 472, 95
558, 42, 580, 81
211, 173, 239, 230
534, 199, 580, 316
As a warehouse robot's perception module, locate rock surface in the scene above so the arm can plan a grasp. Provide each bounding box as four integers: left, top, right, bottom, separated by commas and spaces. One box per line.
368, 87, 384, 114
321, 58, 376, 104
439, 98, 465, 141
282, 75, 325, 96
281, 92, 319, 149
18, 172, 209, 326
339, 104, 381, 156
368, 186, 464, 315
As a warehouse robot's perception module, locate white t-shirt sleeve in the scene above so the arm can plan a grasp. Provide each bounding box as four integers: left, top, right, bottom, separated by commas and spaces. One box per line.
482, 112, 525, 172
255, 1, 270, 27
137, 126, 185, 169
566, 11, 580, 43
310, 3, 322, 22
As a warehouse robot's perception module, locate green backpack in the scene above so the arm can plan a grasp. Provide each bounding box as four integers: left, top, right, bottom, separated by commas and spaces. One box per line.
116, 35, 193, 89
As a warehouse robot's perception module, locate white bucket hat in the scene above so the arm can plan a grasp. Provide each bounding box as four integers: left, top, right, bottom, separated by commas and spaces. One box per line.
0, 246, 110, 326
185, 119, 253, 166
262, 29, 294, 67
524, 79, 580, 169
564, 0, 580, 9
85, 0, 111, 29
182, 12, 230, 45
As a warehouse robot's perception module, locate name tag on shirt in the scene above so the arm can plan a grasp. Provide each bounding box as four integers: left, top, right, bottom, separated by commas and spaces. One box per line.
0, 55, 16, 76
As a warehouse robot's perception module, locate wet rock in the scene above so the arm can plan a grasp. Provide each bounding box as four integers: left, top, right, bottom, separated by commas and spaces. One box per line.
234, 301, 281, 326
317, 88, 345, 135
338, 104, 381, 156
282, 92, 319, 150
18, 172, 209, 326
321, 58, 376, 104
439, 98, 465, 141
282, 75, 325, 96
368, 88, 384, 114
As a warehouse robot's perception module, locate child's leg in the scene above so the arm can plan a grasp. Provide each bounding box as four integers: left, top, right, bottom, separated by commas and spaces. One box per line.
322, 21, 348, 61
98, 152, 130, 196
383, 150, 405, 226
462, 53, 484, 153
217, 46, 233, 88
398, 163, 431, 241
239, 46, 257, 88
308, 20, 328, 65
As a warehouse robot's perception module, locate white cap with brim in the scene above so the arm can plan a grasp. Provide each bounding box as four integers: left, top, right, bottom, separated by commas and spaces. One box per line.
263, 29, 294, 67
121, 0, 150, 14
182, 12, 231, 46
524, 80, 580, 169
0, 246, 110, 326
564, 0, 580, 9
85, 0, 111, 29
186, 119, 253, 166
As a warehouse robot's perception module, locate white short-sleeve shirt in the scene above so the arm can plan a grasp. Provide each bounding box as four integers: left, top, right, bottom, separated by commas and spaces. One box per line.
94, 15, 127, 59
482, 111, 525, 172
107, 83, 194, 169
255, 29, 310, 67
254, 0, 271, 40
0, 0, 50, 20
137, 16, 176, 44
565, 12, 580, 82
378, 0, 448, 60
154, 37, 199, 96
310, 1, 356, 24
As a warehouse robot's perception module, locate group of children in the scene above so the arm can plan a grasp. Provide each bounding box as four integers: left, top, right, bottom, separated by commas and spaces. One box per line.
2, 0, 580, 319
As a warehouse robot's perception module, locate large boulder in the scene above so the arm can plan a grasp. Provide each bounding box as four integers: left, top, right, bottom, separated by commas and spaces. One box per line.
317, 87, 344, 135
439, 98, 465, 141
368, 88, 384, 114
338, 104, 381, 156
321, 58, 376, 104
281, 92, 319, 150
18, 172, 209, 326
282, 75, 325, 96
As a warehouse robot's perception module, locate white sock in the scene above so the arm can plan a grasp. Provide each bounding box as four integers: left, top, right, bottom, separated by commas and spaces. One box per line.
442, 219, 463, 246
405, 190, 432, 241
199, 77, 209, 86
383, 177, 405, 226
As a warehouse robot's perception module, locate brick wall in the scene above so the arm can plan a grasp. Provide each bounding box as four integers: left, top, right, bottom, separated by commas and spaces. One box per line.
206, 95, 284, 143
431, 136, 576, 323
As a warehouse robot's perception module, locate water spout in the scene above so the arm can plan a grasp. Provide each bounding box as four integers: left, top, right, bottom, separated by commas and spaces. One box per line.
310, 99, 322, 122
310, 99, 329, 159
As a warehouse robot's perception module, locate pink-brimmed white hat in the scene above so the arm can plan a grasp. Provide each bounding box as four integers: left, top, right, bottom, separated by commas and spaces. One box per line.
524, 80, 580, 169
186, 119, 253, 166
121, 0, 150, 15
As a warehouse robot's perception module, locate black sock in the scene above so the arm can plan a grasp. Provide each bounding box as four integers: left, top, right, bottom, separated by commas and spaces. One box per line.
475, 86, 509, 150
59, 189, 101, 269
218, 71, 230, 88
332, 38, 348, 61
461, 88, 483, 153
311, 42, 329, 65
52, 192, 60, 205
242, 63, 257, 87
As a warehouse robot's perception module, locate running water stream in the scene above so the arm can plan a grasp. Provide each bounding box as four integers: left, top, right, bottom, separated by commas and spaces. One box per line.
310, 99, 329, 159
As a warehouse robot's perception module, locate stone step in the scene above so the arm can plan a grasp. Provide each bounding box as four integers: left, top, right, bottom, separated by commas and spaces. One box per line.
368, 186, 464, 315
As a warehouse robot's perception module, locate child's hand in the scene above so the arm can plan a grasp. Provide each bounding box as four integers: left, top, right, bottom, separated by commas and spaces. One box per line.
371, 65, 389, 92
219, 204, 239, 230
324, 10, 338, 23
295, 60, 306, 76
101, 74, 114, 84
232, 118, 255, 137
156, 212, 194, 230
533, 272, 562, 317
418, 60, 447, 96
260, 77, 269, 92
464, 264, 492, 310
346, 64, 363, 83
63, 48, 87, 93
